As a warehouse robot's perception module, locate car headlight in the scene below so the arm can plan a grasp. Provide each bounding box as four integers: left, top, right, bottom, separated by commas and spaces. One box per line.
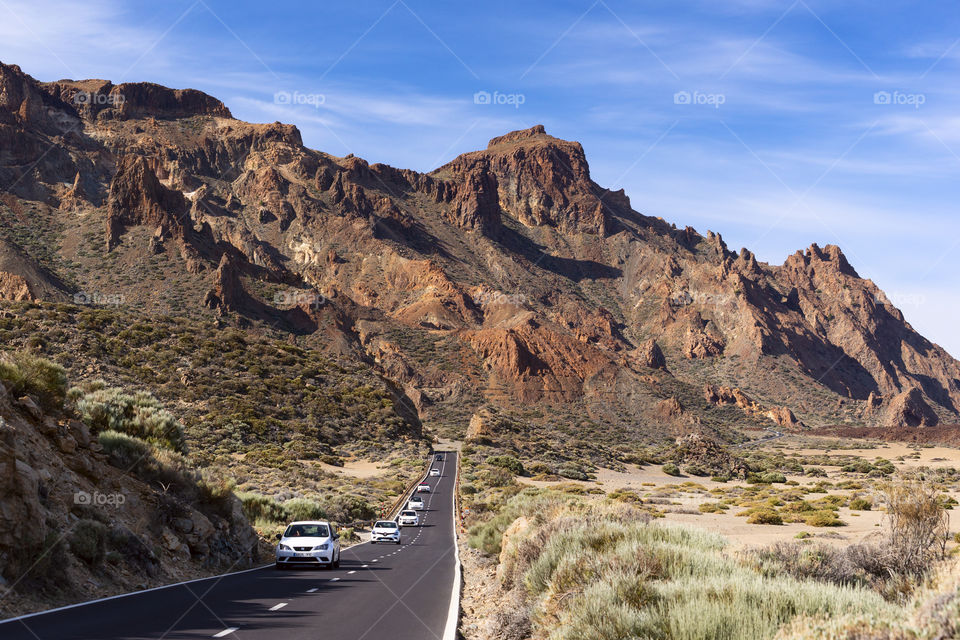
278, 544, 291, 551
314, 543, 330, 551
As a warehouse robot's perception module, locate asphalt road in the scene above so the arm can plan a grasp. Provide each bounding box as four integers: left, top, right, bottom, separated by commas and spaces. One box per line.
0, 452, 459, 640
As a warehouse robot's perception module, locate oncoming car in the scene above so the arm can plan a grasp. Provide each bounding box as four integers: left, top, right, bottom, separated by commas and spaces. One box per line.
371, 520, 402, 544
398, 510, 419, 526
275, 521, 341, 569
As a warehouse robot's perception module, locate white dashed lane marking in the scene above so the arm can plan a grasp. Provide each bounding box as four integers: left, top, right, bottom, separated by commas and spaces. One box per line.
307, 588, 318, 593
348, 570, 356, 575
330, 577, 340, 582
269, 603, 288, 611
213, 628, 238, 638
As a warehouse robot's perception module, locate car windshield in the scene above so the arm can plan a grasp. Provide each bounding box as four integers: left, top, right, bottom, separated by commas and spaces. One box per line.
284, 524, 329, 538
401, 511, 416, 517
376, 521, 398, 529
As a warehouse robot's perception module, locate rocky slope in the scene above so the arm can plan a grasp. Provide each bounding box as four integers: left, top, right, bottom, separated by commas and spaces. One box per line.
1, 60, 958, 447
0, 365, 258, 618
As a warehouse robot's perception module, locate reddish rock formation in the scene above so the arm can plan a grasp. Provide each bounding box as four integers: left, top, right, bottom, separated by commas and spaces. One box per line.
633, 339, 667, 370
765, 406, 803, 429
1, 61, 959, 436
203, 254, 244, 314
105, 154, 188, 250
866, 387, 940, 427
704, 384, 761, 413
434, 125, 610, 235
0, 271, 32, 301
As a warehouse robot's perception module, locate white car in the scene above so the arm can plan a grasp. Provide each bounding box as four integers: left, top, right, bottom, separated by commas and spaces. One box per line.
371, 520, 402, 544
429, 468, 441, 477
417, 483, 432, 493
407, 496, 425, 510
398, 510, 419, 526
275, 521, 341, 569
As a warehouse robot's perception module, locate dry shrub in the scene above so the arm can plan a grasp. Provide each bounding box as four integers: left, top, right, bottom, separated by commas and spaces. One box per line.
880, 479, 948, 574
753, 479, 949, 602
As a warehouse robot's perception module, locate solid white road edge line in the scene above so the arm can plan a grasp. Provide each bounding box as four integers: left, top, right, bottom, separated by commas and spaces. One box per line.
442, 452, 462, 640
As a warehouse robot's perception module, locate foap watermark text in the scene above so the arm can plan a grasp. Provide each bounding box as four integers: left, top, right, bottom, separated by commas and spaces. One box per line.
274, 91, 325, 108
474, 91, 525, 108
674, 90, 725, 108
75, 491, 125, 507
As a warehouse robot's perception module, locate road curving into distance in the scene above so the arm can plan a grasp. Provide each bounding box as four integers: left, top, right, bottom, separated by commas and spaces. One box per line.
0, 452, 459, 640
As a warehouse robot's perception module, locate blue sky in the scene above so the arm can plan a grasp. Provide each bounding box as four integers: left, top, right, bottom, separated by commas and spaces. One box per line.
2, 0, 959, 355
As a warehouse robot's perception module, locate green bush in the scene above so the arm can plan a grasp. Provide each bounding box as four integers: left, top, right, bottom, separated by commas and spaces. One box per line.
70, 519, 108, 565
487, 455, 525, 476
806, 510, 844, 527
749, 471, 787, 484
699, 502, 728, 514
78, 387, 186, 453
662, 463, 681, 477
557, 462, 590, 481
321, 494, 375, 524
237, 492, 286, 524
747, 509, 784, 525
0, 351, 67, 412
283, 498, 326, 522
526, 462, 552, 475
849, 498, 872, 511
99, 430, 153, 468
484, 467, 518, 487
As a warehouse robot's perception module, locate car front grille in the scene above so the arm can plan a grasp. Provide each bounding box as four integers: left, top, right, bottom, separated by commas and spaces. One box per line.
294, 546, 312, 551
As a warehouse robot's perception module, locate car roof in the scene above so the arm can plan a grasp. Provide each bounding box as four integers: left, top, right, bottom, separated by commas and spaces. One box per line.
287, 520, 332, 526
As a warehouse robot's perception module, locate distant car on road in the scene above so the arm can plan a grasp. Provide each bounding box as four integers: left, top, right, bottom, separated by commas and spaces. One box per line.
429, 468, 441, 477
435, 453, 443, 461
417, 483, 432, 493
407, 496, 425, 510
398, 510, 419, 526
275, 521, 340, 569
371, 520, 402, 544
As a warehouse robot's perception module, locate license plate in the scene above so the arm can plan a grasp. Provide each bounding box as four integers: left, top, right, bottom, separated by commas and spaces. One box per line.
295, 552, 313, 557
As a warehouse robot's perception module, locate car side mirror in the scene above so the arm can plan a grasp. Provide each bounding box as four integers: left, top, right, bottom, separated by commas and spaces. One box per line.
333, 533, 340, 539
275, 533, 283, 541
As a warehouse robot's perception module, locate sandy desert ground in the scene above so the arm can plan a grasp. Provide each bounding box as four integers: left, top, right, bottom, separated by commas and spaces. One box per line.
517, 435, 960, 549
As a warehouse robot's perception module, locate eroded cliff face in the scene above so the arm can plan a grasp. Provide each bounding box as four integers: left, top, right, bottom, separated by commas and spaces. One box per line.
1, 60, 957, 432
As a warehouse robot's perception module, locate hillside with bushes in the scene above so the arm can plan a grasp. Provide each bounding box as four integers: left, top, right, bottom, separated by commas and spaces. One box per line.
0, 352, 257, 617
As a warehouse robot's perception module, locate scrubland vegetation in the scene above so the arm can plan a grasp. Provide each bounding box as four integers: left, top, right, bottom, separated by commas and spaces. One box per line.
459, 441, 959, 640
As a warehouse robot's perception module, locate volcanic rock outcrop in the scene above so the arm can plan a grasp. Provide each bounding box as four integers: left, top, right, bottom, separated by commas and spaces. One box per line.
1, 60, 959, 433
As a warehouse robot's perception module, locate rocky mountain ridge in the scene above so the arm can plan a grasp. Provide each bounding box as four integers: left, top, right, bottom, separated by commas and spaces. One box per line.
1, 60, 958, 441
